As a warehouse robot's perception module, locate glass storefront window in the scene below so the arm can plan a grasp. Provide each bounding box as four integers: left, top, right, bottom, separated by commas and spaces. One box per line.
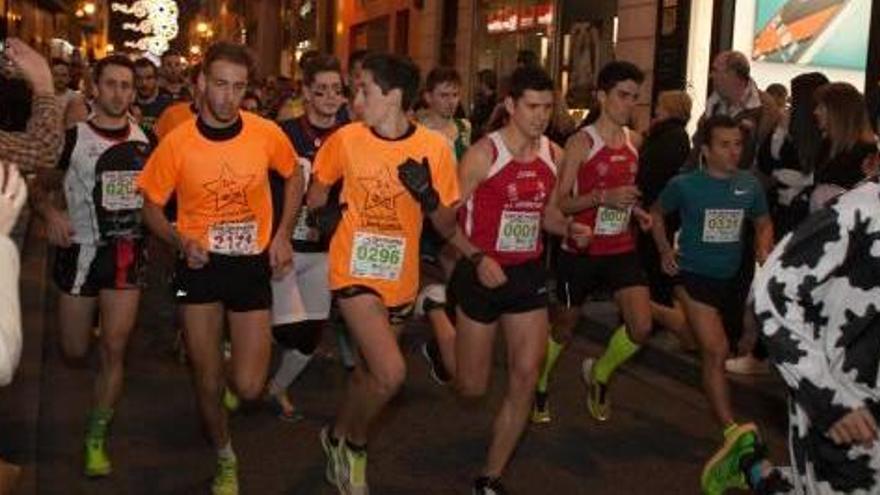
475, 0, 557, 86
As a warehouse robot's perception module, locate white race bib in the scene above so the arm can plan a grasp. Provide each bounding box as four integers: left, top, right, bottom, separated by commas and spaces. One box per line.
209, 221, 258, 255
292, 208, 313, 242
101, 171, 142, 211
702, 209, 744, 243
496, 210, 541, 253
594, 206, 631, 236
350, 232, 406, 281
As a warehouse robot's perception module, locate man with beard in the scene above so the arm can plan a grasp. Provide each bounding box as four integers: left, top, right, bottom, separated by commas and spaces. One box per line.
132, 58, 172, 135
138, 42, 301, 495
32, 55, 152, 478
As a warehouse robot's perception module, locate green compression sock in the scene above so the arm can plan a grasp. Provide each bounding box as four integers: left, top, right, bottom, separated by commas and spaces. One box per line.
593, 325, 640, 384
537, 336, 564, 393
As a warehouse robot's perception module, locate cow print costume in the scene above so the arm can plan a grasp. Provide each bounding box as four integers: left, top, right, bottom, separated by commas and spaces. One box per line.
753, 177, 880, 494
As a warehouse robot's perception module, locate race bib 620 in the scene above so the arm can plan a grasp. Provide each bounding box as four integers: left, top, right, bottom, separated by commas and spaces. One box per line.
101, 171, 142, 211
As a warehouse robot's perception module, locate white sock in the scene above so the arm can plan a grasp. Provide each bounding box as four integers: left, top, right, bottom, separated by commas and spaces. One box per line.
271, 349, 313, 392
218, 442, 236, 461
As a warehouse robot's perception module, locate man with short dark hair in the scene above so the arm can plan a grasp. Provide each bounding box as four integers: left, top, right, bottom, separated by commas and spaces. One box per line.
139, 42, 301, 495
652, 114, 774, 494
159, 50, 191, 102
51, 57, 88, 128
33, 54, 152, 479
309, 52, 460, 495
266, 53, 349, 420
133, 58, 172, 134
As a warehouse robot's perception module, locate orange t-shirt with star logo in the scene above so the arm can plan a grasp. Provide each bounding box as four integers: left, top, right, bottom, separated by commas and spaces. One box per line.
313, 122, 459, 306
137, 112, 297, 254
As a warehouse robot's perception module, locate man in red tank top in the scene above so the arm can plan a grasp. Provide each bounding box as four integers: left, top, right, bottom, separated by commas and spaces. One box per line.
531, 61, 659, 425
422, 66, 590, 494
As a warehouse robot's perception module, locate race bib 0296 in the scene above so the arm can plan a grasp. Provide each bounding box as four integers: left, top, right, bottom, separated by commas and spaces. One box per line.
209, 221, 258, 255
101, 170, 143, 211
594, 206, 631, 236
350, 231, 406, 281
702, 209, 744, 243
495, 210, 541, 253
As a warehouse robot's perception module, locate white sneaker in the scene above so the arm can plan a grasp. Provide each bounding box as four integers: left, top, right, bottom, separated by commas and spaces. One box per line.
725, 355, 770, 375
414, 284, 446, 318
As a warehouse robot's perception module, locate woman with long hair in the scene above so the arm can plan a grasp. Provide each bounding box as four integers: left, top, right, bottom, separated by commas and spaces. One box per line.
810, 82, 879, 210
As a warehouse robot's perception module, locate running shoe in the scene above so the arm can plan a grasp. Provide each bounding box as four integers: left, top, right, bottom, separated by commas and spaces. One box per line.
530, 391, 551, 424
473, 476, 507, 495
421, 339, 452, 385
223, 387, 240, 412
582, 358, 611, 422
83, 435, 111, 477
211, 456, 239, 495
338, 442, 369, 495
701, 423, 759, 495
319, 426, 340, 487
83, 412, 112, 477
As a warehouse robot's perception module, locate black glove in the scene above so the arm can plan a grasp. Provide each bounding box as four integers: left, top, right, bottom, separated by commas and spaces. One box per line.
398, 157, 440, 213
307, 202, 347, 239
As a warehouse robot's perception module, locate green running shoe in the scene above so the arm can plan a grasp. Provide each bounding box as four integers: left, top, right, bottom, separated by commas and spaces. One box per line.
530, 391, 551, 424
211, 456, 239, 495
701, 423, 759, 495
582, 358, 611, 422
338, 442, 369, 495
83, 435, 111, 477
223, 387, 240, 412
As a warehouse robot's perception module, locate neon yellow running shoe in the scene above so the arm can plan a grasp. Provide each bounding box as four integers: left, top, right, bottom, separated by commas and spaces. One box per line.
84, 435, 111, 477
701, 423, 759, 495
319, 426, 341, 487
223, 387, 240, 412
530, 391, 551, 424
582, 358, 611, 422
338, 442, 369, 495
212, 456, 239, 495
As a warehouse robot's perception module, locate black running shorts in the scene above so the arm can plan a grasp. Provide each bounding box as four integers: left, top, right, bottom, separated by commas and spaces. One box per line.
449, 258, 548, 324
555, 249, 647, 309
53, 239, 147, 297
173, 252, 272, 312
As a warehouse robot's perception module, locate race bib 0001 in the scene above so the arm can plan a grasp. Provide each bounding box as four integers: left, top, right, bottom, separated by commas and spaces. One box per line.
594, 206, 631, 236
496, 210, 541, 253
350, 232, 406, 281
209, 221, 258, 255
702, 209, 744, 243
101, 171, 142, 211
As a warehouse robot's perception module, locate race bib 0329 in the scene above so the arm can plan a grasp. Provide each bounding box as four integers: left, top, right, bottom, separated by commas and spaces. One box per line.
702, 209, 744, 243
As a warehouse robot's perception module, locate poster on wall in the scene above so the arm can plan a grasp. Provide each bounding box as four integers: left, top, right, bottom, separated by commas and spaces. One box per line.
751, 0, 870, 71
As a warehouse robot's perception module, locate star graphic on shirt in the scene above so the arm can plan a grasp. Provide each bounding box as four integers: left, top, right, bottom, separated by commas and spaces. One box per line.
203, 163, 254, 211
357, 166, 407, 212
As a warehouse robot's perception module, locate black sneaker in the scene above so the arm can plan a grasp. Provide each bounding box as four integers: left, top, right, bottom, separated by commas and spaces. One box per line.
421, 338, 452, 385
473, 476, 507, 495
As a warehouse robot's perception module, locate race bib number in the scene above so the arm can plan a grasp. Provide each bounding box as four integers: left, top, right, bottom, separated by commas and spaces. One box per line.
702, 209, 744, 243
496, 210, 540, 253
350, 232, 406, 281
594, 206, 631, 236
209, 221, 258, 255
292, 208, 312, 242
101, 171, 142, 211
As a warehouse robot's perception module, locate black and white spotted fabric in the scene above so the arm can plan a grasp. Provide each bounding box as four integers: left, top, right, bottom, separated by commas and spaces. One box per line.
753, 177, 880, 494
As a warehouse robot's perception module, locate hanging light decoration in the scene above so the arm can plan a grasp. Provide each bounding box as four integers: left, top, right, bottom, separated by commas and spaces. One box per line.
110, 0, 180, 56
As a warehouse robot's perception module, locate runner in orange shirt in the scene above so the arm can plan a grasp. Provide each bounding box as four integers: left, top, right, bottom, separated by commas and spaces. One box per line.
152, 64, 201, 142
308, 53, 459, 495
138, 42, 301, 495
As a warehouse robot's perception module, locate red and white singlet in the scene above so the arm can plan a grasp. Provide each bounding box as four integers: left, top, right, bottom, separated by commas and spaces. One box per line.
459, 132, 557, 266
564, 125, 639, 256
